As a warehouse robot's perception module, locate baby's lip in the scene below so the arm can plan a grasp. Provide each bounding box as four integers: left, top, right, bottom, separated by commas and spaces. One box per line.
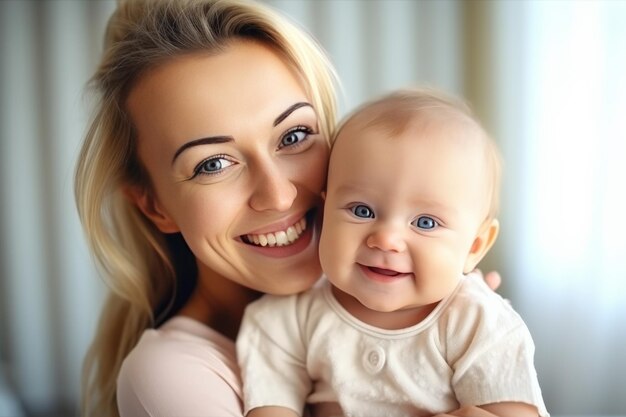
358, 263, 411, 276
368, 266, 402, 276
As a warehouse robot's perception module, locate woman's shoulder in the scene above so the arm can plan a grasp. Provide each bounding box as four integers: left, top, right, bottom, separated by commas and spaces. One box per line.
117, 316, 243, 417
129, 315, 237, 361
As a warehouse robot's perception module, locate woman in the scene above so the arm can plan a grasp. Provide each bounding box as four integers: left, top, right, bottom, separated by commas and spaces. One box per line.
75, 0, 501, 416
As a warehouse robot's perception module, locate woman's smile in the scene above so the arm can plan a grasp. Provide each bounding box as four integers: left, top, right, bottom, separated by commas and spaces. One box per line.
242, 214, 307, 247
239, 209, 319, 258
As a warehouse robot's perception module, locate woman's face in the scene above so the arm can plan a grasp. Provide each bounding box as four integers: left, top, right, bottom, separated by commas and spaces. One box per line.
126, 40, 328, 295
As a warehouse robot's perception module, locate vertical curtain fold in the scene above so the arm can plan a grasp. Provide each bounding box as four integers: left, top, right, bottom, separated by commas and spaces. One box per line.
1, 1, 111, 414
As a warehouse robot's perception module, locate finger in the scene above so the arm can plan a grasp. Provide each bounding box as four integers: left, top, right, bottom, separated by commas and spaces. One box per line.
484, 270, 502, 291
434, 405, 500, 416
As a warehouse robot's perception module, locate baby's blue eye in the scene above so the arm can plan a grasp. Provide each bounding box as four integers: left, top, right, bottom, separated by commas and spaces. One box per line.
412, 216, 437, 230
351, 204, 375, 218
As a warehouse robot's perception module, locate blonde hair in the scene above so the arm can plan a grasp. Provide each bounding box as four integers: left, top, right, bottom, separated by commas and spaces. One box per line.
75, 1, 337, 416
332, 88, 502, 220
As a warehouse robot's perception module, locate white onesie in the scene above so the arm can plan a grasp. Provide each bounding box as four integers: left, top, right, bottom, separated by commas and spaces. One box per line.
237, 275, 548, 417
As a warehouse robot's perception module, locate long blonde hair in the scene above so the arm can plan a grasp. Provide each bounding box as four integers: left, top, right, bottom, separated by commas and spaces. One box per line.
75, 1, 337, 415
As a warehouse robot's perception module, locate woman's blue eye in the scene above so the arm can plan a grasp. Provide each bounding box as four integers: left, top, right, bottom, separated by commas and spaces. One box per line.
412, 216, 437, 230
202, 159, 223, 172
194, 156, 233, 177
280, 128, 310, 148
351, 204, 375, 219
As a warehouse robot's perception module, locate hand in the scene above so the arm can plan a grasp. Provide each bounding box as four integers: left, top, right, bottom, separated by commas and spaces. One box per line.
432, 405, 500, 417
471, 269, 501, 291
483, 270, 501, 291
433, 402, 538, 417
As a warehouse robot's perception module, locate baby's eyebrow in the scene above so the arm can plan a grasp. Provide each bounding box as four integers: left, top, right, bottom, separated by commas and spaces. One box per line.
335, 184, 365, 193
273, 102, 312, 126
171, 136, 233, 165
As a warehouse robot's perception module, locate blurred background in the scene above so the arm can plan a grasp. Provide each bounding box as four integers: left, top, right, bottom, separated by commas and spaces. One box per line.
1, 0, 625, 416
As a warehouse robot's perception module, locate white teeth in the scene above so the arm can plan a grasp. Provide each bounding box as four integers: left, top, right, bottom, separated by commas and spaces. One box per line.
275, 231, 287, 246
245, 216, 308, 247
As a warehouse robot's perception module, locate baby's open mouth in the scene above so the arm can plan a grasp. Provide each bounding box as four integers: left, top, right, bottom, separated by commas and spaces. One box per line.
241, 215, 308, 247
368, 266, 401, 276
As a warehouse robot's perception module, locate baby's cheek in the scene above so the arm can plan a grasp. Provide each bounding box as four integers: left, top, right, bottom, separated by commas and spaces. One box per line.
319, 224, 344, 272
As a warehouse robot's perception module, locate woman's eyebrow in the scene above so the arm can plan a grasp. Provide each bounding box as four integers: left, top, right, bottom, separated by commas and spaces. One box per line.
171, 103, 311, 164
171, 136, 232, 164
273, 102, 312, 126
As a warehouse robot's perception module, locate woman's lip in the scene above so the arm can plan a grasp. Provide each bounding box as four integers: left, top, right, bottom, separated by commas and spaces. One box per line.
243, 210, 311, 235
238, 216, 317, 258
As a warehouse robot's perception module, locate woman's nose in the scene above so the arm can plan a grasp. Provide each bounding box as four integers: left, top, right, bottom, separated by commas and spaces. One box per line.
366, 226, 407, 253
248, 160, 297, 212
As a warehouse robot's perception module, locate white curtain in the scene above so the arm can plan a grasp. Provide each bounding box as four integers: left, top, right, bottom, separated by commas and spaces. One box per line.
0, 1, 113, 415
1, 0, 624, 415
503, 1, 626, 414
461, 1, 626, 414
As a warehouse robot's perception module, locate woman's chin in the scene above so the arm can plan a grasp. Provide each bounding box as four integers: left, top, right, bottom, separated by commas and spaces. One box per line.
262, 264, 322, 296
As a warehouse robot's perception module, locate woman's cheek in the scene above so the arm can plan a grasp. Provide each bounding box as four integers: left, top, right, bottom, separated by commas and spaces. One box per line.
175, 187, 244, 244
298, 143, 329, 193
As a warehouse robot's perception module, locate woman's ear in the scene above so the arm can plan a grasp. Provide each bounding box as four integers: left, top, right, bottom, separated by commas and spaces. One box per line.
124, 185, 179, 233
463, 218, 500, 274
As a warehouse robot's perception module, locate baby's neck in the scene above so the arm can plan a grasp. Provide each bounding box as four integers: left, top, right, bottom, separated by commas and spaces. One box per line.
330, 284, 439, 330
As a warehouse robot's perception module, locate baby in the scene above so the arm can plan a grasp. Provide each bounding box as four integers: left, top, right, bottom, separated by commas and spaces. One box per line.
237, 88, 548, 417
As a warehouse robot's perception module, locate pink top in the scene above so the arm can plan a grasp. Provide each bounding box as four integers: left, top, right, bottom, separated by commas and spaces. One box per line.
117, 316, 243, 417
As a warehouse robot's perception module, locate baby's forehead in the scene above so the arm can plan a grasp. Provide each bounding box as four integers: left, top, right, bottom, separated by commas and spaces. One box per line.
337, 106, 484, 152
332, 113, 489, 178
332, 108, 495, 184
339, 97, 477, 138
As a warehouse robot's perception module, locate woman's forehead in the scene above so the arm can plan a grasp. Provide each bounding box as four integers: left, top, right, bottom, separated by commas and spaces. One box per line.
129, 41, 305, 106
126, 41, 311, 144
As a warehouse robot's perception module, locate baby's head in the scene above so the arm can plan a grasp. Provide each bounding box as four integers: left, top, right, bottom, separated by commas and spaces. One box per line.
319, 88, 501, 313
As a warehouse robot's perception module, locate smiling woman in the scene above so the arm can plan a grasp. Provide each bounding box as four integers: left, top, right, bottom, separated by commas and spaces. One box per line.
74, 1, 338, 416
124, 41, 329, 296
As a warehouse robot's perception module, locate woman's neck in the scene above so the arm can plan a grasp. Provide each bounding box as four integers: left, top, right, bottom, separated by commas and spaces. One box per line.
179, 262, 261, 340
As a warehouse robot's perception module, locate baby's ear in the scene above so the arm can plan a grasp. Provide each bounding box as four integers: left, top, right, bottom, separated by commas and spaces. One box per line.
124, 184, 180, 233
463, 218, 499, 274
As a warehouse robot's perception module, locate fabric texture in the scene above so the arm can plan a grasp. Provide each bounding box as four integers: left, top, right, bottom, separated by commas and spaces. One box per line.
117, 316, 243, 417
237, 276, 549, 417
